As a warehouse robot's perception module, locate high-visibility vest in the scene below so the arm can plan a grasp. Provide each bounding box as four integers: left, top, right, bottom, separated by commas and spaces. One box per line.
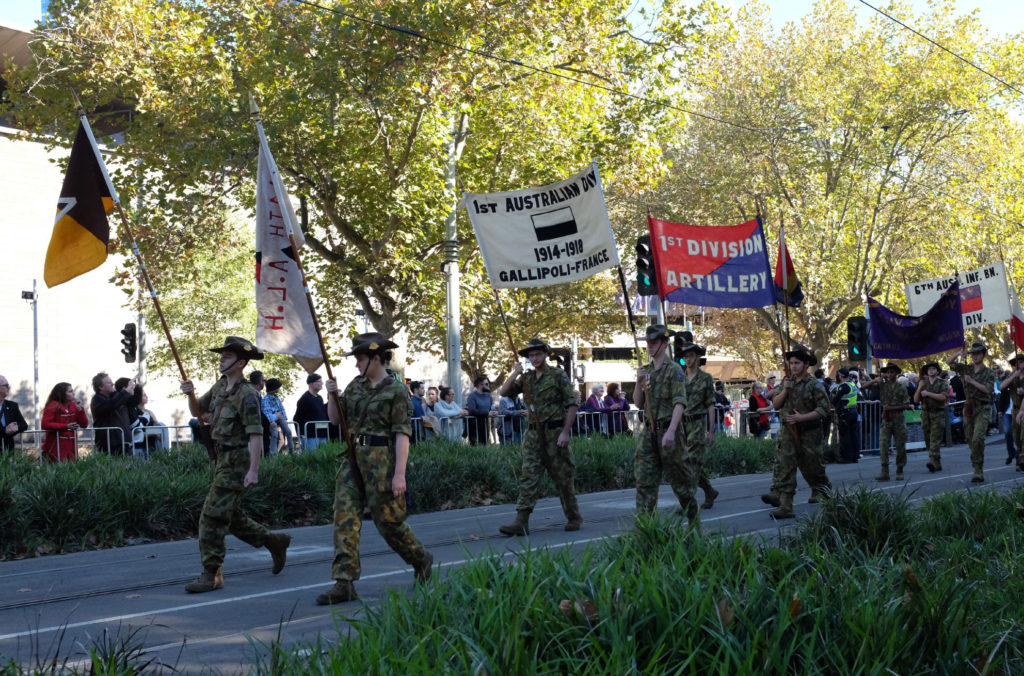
840, 382, 859, 409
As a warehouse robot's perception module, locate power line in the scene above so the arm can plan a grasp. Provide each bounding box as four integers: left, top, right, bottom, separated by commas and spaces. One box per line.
856, 0, 1024, 99
286, 0, 1021, 228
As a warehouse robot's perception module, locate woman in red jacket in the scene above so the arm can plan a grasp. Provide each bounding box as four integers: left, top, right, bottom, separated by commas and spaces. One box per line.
41, 382, 88, 462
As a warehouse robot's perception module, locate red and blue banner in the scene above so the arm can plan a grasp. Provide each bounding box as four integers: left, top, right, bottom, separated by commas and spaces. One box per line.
647, 216, 774, 308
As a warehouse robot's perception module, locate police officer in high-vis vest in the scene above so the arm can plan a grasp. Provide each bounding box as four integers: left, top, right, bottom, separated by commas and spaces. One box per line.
832, 367, 861, 463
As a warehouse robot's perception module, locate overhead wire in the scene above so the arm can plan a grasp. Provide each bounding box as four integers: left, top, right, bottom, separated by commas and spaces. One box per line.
285, 0, 1022, 228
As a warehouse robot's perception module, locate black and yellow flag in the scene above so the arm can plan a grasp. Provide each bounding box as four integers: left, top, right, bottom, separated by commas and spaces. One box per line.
44, 123, 115, 287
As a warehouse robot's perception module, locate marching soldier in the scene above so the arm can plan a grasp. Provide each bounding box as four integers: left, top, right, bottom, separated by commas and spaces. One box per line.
764, 346, 832, 519
632, 325, 692, 519
913, 362, 948, 472
864, 363, 911, 481
179, 337, 291, 593
676, 333, 719, 514
317, 333, 434, 605
1000, 354, 1024, 472
497, 337, 582, 536
948, 343, 996, 483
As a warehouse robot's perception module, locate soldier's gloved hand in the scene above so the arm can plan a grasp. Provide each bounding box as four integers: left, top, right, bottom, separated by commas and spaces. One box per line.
325, 378, 338, 393
556, 430, 571, 447
180, 380, 194, 395
244, 469, 258, 488
392, 471, 407, 496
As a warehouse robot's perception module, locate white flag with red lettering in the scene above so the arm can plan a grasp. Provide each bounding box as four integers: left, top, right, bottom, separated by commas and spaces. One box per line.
254, 138, 323, 372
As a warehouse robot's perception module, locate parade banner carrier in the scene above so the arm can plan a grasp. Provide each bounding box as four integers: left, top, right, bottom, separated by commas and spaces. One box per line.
465, 163, 619, 288
869, 282, 965, 359
647, 216, 774, 308
254, 137, 323, 372
905, 262, 1011, 329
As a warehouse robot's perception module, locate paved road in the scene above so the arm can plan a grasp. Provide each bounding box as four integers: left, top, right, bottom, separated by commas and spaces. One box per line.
1, 438, 1021, 673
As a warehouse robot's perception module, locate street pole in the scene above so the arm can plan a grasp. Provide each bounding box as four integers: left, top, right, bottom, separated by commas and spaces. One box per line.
25, 281, 39, 428
864, 298, 873, 375
444, 113, 469, 407
137, 289, 146, 385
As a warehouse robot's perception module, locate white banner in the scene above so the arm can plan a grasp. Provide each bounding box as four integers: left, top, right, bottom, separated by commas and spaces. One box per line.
254, 138, 323, 372
464, 163, 620, 288
905, 262, 1011, 330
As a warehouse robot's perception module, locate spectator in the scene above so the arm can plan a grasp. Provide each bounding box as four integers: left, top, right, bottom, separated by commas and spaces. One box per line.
583, 384, 611, 436
747, 381, 771, 438
248, 371, 273, 455
713, 381, 730, 433
41, 382, 88, 462
263, 378, 293, 454
409, 381, 426, 443
90, 372, 140, 455
764, 374, 777, 398
130, 389, 166, 458
294, 373, 329, 451
604, 382, 631, 435
0, 375, 28, 453
466, 376, 497, 445
434, 386, 467, 441
498, 392, 527, 444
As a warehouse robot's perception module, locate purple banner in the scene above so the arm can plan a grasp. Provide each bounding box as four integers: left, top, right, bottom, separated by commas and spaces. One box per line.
868, 282, 964, 359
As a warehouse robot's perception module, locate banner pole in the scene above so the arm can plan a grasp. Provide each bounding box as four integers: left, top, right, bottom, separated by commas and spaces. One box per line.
617, 265, 644, 367
492, 288, 519, 360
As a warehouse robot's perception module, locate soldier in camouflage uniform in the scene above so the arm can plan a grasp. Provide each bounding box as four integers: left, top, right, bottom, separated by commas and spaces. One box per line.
764, 347, 832, 519
913, 362, 948, 472
497, 337, 581, 536
676, 333, 718, 518
864, 363, 911, 481
317, 334, 433, 605
948, 343, 996, 483
1000, 354, 1024, 472
180, 337, 291, 594
632, 325, 690, 517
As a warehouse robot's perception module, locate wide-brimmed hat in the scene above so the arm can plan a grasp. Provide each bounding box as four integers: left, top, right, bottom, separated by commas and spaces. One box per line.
518, 338, 551, 357
265, 378, 282, 393
784, 346, 817, 366
881, 363, 902, 374
674, 330, 706, 357
923, 362, 940, 372
342, 332, 400, 357
1009, 354, 1024, 367
210, 336, 263, 360
968, 342, 988, 354
644, 324, 672, 342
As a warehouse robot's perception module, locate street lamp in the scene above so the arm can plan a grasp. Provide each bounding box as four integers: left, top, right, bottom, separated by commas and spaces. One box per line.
21, 282, 39, 429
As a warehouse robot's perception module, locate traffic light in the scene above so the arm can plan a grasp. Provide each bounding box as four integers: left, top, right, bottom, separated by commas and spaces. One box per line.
120, 322, 137, 363
672, 331, 690, 367
635, 235, 658, 296
846, 316, 869, 361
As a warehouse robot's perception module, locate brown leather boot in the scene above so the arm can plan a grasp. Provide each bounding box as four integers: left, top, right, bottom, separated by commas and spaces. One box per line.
265, 532, 291, 575
808, 486, 830, 504
316, 580, 357, 605
760, 492, 781, 507
185, 566, 224, 593
895, 467, 905, 481
971, 468, 984, 483
769, 494, 795, 519
499, 509, 530, 536
413, 551, 434, 583
875, 467, 890, 482
701, 487, 720, 509
564, 505, 583, 532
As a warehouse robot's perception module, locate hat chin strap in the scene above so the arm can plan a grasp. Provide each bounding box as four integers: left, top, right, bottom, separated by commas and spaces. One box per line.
220, 354, 245, 374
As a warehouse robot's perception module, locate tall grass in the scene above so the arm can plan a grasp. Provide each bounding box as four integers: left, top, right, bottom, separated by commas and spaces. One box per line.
0, 434, 775, 560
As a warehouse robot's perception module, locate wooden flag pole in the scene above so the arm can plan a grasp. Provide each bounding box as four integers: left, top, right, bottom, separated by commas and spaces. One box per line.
616, 265, 644, 367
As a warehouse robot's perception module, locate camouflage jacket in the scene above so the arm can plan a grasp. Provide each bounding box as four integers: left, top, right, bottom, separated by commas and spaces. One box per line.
341, 375, 413, 440
949, 362, 995, 404
641, 358, 687, 425
776, 373, 830, 421
879, 380, 910, 422
683, 369, 715, 422
507, 365, 576, 426
918, 377, 949, 412
197, 377, 263, 447
1007, 373, 1024, 411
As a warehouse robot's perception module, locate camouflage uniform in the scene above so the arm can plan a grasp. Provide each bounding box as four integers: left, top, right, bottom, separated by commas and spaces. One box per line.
635, 359, 688, 512
506, 365, 579, 518
332, 375, 428, 582
195, 377, 271, 570
683, 369, 715, 511
878, 380, 910, 472
773, 374, 831, 498
918, 376, 948, 467
1009, 376, 1024, 469
949, 360, 995, 474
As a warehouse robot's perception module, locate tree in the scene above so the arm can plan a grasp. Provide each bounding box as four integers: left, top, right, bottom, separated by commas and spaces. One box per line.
645, 0, 1024, 369
7, 0, 722, 375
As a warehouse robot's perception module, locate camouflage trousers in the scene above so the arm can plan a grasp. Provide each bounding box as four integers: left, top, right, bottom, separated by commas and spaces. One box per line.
332, 443, 428, 582
921, 408, 946, 465
199, 446, 270, 570
635, 421, 697, 513
1015, 418, 1024, 465
772, 424, 830, 498
964, 404, 991, 470
515, 426, 579, 518
879, 418, 907, 469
